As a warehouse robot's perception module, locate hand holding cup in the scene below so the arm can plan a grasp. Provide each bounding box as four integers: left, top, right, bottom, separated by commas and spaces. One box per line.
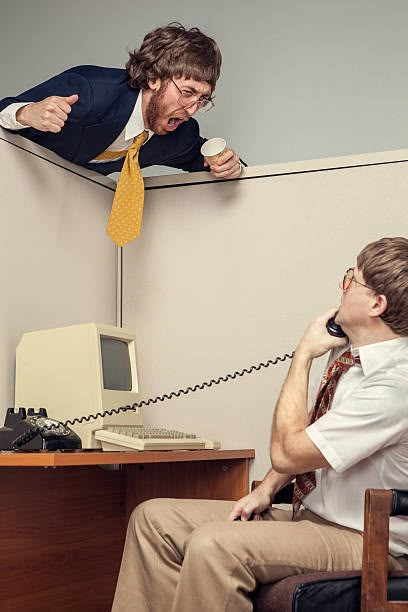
200, 138, 242, 179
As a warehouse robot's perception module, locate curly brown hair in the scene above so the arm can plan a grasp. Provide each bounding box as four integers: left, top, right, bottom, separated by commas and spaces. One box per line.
357, 237, 408, 336
126, 22, 222, 91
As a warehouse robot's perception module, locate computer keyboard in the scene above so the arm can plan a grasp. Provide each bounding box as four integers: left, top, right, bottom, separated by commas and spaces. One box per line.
94, 426, 221, 451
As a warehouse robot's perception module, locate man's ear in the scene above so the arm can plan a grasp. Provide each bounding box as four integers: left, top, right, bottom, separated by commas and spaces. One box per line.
370, 293, 388, 318
147, 78, 161, 92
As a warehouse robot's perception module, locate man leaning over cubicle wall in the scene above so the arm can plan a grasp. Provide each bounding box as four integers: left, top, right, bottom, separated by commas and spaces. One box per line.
0, 23, 241, 180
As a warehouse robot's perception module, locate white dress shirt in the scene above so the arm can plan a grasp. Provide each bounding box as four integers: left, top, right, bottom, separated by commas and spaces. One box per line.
304, 337, 408, 556
0, 102, 29, 130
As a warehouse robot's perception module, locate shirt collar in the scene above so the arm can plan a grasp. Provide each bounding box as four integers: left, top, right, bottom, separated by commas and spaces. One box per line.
124, 90, 153, 141
351, 337, 408, 375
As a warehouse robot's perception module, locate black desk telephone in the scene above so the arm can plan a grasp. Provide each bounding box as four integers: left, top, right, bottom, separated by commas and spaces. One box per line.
0, 318, 346, 451
0, 407, 81, 451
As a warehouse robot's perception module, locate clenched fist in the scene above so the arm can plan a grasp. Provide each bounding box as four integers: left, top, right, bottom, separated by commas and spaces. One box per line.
16, 94, 78, 133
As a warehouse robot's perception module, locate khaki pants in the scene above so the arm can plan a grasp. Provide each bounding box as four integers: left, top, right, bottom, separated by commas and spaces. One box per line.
111, 497, 405, 612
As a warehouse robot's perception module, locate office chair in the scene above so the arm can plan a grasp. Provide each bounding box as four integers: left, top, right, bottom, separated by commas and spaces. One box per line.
250, 484, 408, 612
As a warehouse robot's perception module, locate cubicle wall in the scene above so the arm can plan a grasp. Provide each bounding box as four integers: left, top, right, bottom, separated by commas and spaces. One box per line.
124, 150, 408, 478
0, 130, 117, 419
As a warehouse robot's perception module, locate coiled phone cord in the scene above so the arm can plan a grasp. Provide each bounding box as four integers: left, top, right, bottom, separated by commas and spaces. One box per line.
63, 350, 294, 429
12, 426, 44, 449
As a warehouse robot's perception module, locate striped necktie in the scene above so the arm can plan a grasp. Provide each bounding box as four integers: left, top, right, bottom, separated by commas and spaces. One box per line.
96, 130, 148, 247
292, 350, 355, 517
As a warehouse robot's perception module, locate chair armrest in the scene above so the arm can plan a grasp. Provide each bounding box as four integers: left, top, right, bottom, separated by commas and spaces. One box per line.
360, 488, 408, 612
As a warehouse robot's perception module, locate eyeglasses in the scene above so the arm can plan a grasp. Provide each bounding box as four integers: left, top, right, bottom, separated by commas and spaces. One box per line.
342, 268, 373, 292
171, 79, 215, 113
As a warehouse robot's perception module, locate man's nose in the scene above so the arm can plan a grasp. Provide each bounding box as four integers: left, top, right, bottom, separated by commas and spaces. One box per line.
184, 100, 200, 116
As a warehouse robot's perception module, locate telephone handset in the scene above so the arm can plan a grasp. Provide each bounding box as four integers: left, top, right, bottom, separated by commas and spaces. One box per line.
326, 317, 347, 338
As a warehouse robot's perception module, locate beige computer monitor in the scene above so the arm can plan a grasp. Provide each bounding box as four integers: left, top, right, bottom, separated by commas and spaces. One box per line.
14, 323, 142, 447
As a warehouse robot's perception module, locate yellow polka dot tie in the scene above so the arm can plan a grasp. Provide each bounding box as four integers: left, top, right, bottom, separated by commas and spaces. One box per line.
103, 130, 148, 247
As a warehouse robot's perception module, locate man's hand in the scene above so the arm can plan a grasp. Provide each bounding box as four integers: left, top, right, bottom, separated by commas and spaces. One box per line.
228, 482, 272, 521
16, 94, 79, 133
205, 148, 242, 178
296, 307, 348, 362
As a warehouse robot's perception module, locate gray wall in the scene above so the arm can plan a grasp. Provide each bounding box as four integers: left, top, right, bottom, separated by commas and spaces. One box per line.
2, 0, 408, 169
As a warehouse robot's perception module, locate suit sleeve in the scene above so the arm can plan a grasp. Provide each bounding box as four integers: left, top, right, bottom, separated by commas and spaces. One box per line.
0, 70, 94, 128
0, 71, 96, 162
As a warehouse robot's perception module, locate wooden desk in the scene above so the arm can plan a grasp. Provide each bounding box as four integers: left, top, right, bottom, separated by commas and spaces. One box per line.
0, 449, 254, 612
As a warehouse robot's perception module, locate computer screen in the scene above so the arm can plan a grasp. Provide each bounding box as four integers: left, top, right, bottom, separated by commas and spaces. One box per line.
14, 323, 142, 447
101, 337, 132, 391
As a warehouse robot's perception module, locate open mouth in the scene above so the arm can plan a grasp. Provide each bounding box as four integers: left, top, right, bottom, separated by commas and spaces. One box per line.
167, 117, 185, 130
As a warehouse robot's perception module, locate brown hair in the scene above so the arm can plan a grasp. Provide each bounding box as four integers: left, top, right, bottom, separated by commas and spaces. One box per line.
126, 22, 222, 91
357, 237, 408, 336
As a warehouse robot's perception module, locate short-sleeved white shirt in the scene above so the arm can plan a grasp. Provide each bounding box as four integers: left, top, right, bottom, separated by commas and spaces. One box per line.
304, 337, 408, 556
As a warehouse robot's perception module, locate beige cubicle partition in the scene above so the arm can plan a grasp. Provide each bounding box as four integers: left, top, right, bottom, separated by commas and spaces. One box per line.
124, 149, 408, 478
0, 130, 117, 420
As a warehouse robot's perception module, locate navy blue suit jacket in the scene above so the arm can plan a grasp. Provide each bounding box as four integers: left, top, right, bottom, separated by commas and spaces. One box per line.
0, 65, 207, 175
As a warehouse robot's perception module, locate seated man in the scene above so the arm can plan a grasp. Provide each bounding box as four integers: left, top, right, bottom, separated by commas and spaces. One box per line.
112, 236, 408, 612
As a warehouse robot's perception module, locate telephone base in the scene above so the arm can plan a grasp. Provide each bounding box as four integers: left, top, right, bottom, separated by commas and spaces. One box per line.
1, 408, 82, 451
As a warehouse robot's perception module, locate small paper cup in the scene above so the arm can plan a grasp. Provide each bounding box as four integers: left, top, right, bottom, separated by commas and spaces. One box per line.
200, 138, 227, 165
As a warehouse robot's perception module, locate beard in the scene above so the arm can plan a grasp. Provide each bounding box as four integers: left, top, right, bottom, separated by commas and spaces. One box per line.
145, 87, 168, 135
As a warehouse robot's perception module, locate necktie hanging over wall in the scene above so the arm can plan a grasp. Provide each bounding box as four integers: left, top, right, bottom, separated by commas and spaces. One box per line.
96, 130, 149, 247
292, 349, 355, 517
